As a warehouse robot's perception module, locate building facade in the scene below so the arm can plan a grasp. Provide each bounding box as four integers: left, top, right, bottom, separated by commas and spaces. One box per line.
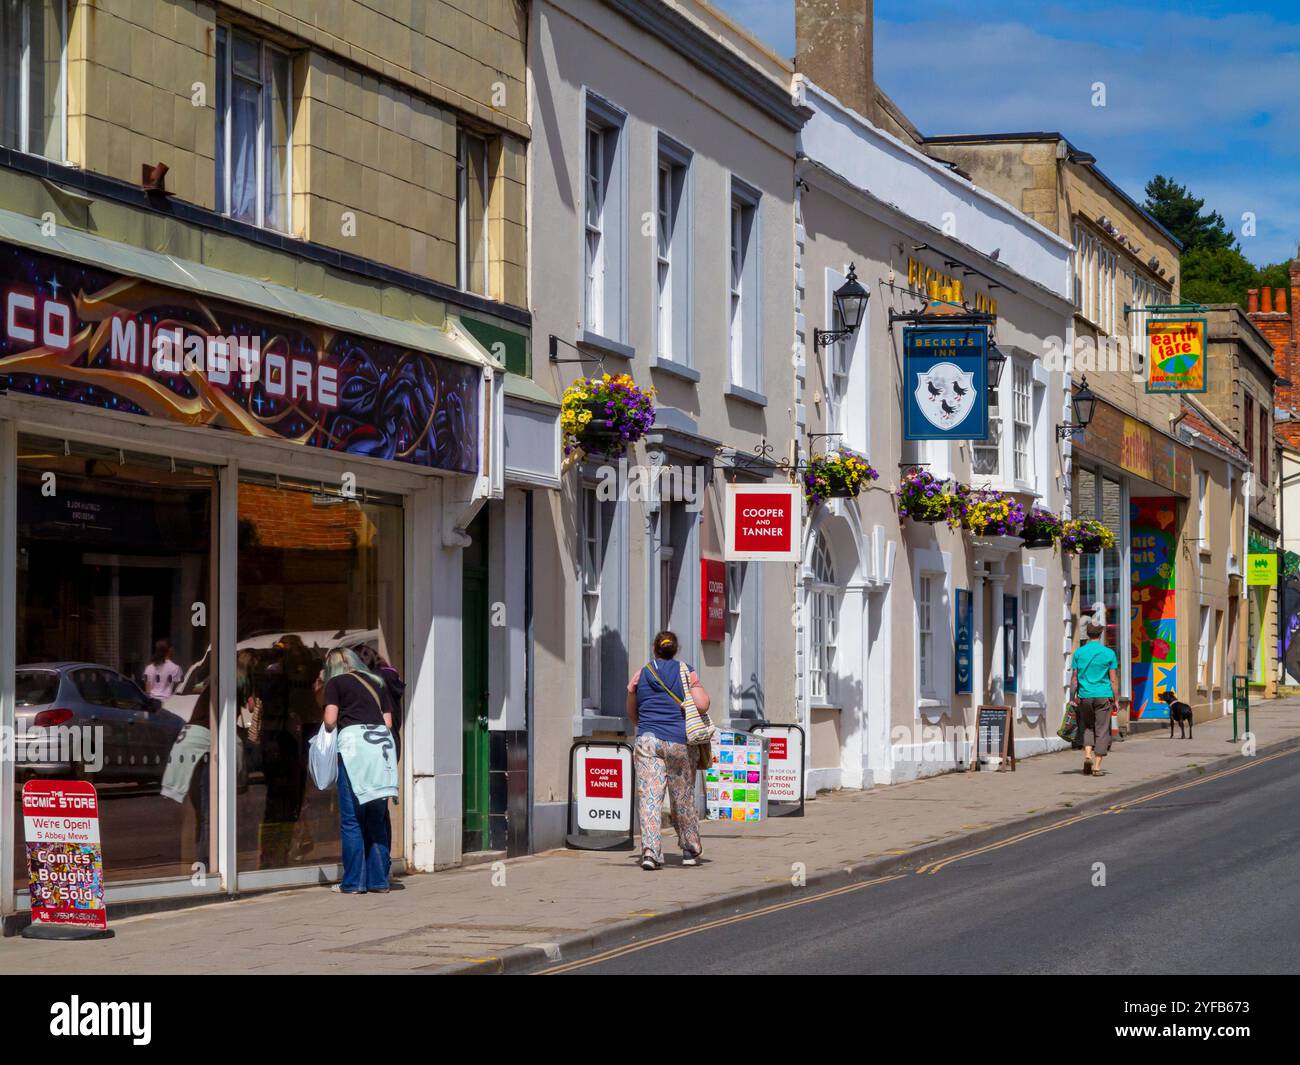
792, 19, 1075, 784
0, 0, 550, 923
526, 0, 808, 845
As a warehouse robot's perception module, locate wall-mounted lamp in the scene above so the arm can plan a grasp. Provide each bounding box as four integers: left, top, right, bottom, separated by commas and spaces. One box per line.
813, 264, 870, 350
986, 342, 1007, 391
1057, 376, 1098, 439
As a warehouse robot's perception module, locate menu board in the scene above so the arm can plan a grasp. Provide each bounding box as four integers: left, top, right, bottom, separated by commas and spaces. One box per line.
704, 730, 767, 821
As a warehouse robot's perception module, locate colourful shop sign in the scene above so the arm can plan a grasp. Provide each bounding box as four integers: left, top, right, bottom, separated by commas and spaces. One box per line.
1146, 318, 1208, 393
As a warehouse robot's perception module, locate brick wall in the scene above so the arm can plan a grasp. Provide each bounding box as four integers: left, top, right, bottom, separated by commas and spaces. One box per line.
1248, 259, 1300, 448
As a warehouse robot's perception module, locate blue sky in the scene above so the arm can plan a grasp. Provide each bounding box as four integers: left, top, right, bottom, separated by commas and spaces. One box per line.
713, 0, 1299, 265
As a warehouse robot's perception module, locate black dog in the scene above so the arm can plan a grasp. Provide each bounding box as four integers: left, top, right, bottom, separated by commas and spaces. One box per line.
1158, 691, 1194, 739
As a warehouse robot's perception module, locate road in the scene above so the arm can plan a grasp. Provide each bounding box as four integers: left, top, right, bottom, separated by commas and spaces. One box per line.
545, 748, 1300, 975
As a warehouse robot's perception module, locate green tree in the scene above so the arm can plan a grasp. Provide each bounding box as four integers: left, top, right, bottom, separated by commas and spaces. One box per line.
1179, 245, 1259, 306
1144, 175, 1236, 252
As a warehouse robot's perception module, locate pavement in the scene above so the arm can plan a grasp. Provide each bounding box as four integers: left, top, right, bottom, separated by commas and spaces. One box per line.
557, 742, 1300, 974
1, 698, 1296, 974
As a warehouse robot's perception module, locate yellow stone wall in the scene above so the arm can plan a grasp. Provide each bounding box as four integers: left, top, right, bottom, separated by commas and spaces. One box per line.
63, 0, 527, 304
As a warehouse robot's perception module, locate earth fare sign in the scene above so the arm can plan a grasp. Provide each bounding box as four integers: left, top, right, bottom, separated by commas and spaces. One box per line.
725, 483, 801, 562
1146, 318, 1208, 393
903, 325, 989, 441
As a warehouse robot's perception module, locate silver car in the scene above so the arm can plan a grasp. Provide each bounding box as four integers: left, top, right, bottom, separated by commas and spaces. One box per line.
14, 663, 184, 786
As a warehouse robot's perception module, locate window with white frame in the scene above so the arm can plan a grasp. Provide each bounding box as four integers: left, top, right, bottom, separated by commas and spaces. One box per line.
1197, 604, 1211, 688
215, 25, 293, 232
583, 96, 625, 340
808, 534, 837, 704
825, 301, 851, 436
457, 128, 492, 297
1072, 223, 1119, 336
655, 137, 691, 362
917, 574, 935, 696
1012, 362, 1033, 485
974, 356, 1041, 492
580, 485, 604, 708
1212, 609, 1223, 688
1197, 469, 1209, 543
0, 0, 66, 159
729, 179, 761, 392
973, 382, 1001, 478
727, 559, 763, 720
1020, 586, 1044, 704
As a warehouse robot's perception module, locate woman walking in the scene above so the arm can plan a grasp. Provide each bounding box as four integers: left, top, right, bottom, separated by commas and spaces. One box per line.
626, 631, 709, 871
320, 647, 399, 894
1070, 621, 1119, 777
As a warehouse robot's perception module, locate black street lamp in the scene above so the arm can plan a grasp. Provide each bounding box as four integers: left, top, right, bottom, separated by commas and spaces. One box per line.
814, 264, 870, 350
1057, 375, 1098, 439
986, 341, 1007, 390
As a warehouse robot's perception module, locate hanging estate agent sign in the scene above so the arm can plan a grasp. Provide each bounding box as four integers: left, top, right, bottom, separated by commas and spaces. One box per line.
1146, 318, 1208, 393
22, 780, 111, 938
701, 557, 726, 641
725, 483, 802, 562
0, 240, 480, 472
1247, 552, 1278, 586
903, 325, 988, 441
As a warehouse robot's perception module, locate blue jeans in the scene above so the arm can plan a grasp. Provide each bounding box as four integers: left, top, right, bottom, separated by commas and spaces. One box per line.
337, 757, 390, 892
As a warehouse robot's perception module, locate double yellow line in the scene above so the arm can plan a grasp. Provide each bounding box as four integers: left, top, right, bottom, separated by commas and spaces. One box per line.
538, 746, 1296, 973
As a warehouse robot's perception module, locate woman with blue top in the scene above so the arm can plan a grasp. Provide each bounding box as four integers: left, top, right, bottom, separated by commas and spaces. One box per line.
626, 630, 711, 871
320, 647, 399, 894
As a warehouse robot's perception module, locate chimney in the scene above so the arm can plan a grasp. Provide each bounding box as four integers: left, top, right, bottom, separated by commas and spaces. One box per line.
1248, 289, 1259, 314
1262, 287, 1274, 313
1277, 288, 1288, 314
796, 0, 875, 121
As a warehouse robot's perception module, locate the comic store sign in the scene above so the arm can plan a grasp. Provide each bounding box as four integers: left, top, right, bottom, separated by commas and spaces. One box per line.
0, 240, 479, 472
22, 780, 108, 931
725, 483, 801, 562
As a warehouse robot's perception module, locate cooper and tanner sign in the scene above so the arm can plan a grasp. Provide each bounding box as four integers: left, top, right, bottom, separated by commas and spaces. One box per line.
22, 780, 109, 934
1146, 318, 1208, 393
903, 325, 989, 441
701, 558, 726, 641
0, 241, 480, 472
724, 483, 801, 562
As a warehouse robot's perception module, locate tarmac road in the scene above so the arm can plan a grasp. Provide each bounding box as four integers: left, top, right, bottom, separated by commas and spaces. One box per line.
546, 747, 1300, 975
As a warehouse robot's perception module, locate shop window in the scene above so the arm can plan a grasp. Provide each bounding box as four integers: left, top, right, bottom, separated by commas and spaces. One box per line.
234, 476, 404, 873
12, 435, 215, 885
655, 136, 692, 363
1020, 587, 1044, 705
656, 495, 696, 650
1198, 605, 1211, 689
583, 94, 626, 341
1197, 469, 1209, 543
808, 534, 837, 704
1212, 609, 1223, 688
457, 127, 493, 298
0, 0, 65, 159
726, 561, 763, 720
729, 178, 761, 392
215, 25, 293, 232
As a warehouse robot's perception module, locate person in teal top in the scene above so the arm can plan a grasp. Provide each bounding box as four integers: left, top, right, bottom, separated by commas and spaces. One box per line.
1070, 622, 1119, 776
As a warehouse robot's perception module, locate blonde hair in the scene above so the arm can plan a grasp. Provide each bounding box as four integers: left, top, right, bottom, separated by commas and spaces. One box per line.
323, 646, 385, 688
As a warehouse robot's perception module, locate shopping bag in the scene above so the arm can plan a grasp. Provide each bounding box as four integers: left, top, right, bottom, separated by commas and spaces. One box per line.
308, 724, 338, 790
1057, 703, 1079, 744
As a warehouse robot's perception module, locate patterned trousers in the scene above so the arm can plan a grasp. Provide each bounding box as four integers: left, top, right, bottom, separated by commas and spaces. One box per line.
634, 733, 701, 863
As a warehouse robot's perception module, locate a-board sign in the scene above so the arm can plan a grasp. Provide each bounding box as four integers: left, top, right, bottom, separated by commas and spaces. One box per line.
22, 780, 111, 936
704, 730, 768, 821
972, 705, 1016, 772
750, 722, 805, 816
567, 742, 635, 849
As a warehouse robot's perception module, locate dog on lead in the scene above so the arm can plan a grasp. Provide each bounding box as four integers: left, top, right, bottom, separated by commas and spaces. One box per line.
1158, 690, 1194, 739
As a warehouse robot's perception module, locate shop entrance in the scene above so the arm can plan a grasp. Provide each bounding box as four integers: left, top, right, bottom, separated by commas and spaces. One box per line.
462, 509, 490, 854
13, 435, 216, 883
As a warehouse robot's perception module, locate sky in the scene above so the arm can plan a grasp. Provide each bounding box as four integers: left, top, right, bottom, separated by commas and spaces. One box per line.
712, 0, 1300, 266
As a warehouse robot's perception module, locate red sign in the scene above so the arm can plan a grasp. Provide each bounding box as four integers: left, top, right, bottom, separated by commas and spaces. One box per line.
22, 780, 108, 931
585, 758, 624, 799
768, 736, 788, 760
725, 483, 801, 562
701, 558, 726, 641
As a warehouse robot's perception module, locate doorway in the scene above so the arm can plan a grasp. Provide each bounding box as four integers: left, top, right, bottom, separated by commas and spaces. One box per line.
462, 508, 490, 853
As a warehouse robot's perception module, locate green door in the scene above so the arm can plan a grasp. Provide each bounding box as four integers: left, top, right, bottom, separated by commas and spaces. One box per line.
462, 511, 491, 853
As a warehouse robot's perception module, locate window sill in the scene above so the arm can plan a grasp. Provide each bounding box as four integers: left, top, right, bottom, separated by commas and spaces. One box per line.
577, 330, 634, 361
808, 701, 840, 712
917, 698, 948, 710
725, 383, 768, 407
651, 357, 701, 383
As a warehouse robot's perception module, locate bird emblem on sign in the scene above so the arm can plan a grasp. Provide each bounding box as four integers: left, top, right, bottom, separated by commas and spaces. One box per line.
914, 361, 976, 431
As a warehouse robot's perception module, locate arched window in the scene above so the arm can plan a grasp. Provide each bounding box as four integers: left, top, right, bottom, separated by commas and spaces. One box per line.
808, 533, 838, 703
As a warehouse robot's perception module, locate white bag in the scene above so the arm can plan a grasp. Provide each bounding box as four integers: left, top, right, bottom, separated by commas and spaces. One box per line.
308, 724, 338, 790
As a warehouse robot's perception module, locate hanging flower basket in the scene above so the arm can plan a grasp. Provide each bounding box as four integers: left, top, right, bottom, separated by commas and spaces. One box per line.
897, 469, 966, 528
803, 448, 879, 507
561, 373, 656, 463
1060, 517, 1116, 554
962, 490, 1026, 539
1021, 507, 1063, 549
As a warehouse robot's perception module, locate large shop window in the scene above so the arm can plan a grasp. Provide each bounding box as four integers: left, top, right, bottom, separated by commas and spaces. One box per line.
0, 0, 65, 159
12, 436, 215, 885
234, 477, 404, 873
1075, 467, 1126, 674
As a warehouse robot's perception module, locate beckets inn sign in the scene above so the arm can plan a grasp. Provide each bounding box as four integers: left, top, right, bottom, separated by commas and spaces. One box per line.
0, 241, 480, 473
